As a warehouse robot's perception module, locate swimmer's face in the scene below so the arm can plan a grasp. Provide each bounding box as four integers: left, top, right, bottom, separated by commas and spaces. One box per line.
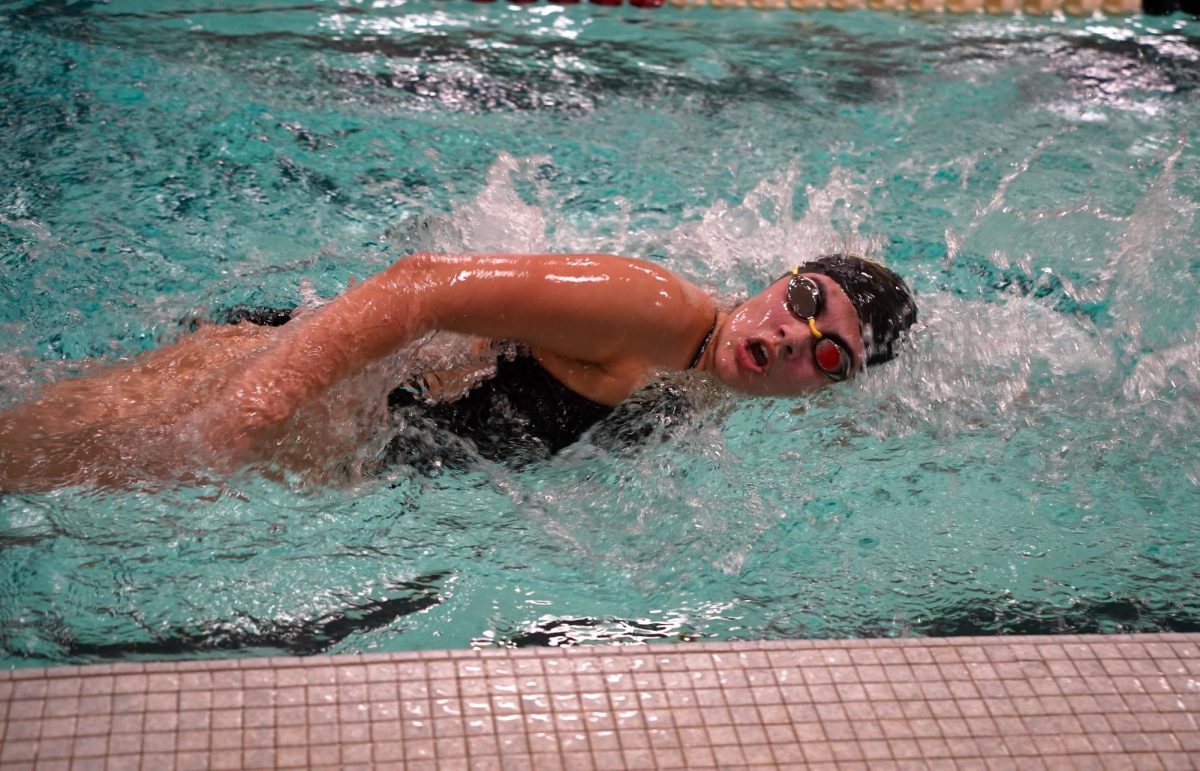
708, 274, 865, 397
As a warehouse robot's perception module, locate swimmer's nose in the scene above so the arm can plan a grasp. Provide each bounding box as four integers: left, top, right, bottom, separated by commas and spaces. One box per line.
776, 325, 804, 360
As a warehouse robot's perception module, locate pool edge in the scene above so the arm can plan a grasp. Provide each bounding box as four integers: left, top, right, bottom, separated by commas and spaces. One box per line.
2, 632, 1197, 768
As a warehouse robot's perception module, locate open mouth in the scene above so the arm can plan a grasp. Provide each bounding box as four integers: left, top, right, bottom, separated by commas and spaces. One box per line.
749, 341, 769, 369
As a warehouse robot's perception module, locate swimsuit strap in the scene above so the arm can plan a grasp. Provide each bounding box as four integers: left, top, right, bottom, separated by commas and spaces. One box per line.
687, 312, 719, 370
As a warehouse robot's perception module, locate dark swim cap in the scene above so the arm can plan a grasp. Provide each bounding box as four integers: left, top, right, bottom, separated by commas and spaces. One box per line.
796, 253, 918, 367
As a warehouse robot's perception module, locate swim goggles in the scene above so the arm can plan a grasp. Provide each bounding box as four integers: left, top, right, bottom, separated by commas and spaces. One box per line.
785, 268, 853, 381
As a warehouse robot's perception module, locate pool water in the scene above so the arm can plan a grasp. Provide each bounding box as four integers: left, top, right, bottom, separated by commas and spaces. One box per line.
1, 0, 1199, 667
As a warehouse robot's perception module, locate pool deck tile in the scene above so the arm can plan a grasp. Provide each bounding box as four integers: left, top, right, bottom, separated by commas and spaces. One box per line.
1, 633, 1199, 768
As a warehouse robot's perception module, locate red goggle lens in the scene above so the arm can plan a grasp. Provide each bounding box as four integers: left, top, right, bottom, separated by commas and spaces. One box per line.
814, 337, 849, 379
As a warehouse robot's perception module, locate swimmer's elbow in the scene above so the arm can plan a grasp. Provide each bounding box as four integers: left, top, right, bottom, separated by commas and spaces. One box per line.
368, 252, 462, 331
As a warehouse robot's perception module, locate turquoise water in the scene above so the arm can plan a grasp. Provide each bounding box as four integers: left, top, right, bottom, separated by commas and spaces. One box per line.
1, 0, 1199, 666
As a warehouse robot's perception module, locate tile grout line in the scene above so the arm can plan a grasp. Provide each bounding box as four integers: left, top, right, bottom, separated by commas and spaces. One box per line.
1, 633, 1199, 769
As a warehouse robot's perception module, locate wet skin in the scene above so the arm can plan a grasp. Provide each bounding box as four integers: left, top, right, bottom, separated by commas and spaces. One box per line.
0, 256, 866, 491
702, 274, 865, 398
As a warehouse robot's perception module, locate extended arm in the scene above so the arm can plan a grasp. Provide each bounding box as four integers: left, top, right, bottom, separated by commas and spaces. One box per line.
205, 253, 715, 451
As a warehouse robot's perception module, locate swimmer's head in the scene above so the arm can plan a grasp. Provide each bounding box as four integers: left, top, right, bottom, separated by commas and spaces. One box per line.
705, 253, 917, 397
796, 253, 918, 368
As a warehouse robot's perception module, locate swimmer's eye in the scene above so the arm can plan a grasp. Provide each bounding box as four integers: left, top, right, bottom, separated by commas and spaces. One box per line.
814, 337, 850, 381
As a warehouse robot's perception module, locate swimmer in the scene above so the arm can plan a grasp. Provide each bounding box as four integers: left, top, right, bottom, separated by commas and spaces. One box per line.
0, 252, 917, 491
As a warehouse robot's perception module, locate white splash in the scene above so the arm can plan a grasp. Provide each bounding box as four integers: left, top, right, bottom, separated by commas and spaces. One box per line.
425, 151, 553, 253
854, 294, 1115, 438
666, 165, 885, 293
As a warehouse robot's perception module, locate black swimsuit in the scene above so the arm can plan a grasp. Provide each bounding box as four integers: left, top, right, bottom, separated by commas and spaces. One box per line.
385, 348, 616, 466
219, 305, 709, 468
